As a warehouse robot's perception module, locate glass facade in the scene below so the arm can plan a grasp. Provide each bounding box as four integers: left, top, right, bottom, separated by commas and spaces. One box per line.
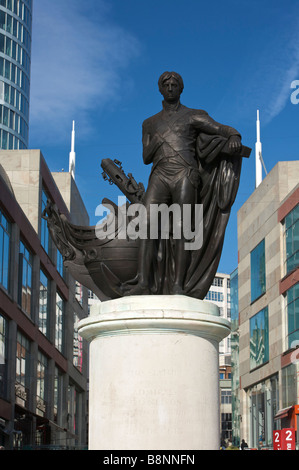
250, 307, 269, 370
286, 282, 299, 349
251, 239, 266, 302
41, 189, 50, 254
230, 268, 239, 330
0, 0, 32, 149
39, 269, 49, 336
73, 313, 83, 372
36, 350, 47, 417
284, 204, 299, 275
15, 330, 30, 408
18, 239, 32, 315
55, 292, 64, 353
75, 281, 83, 305
57, 249, 64, 278
0, 207, 10, 290
248, 375, 279, 449
0, 313, 7, 399
53, 366, 62, 425
67, 384, 80, 438
282, 363, 297, 409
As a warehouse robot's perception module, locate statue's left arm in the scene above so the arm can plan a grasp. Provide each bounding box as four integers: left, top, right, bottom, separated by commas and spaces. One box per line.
194, 111, 242, 153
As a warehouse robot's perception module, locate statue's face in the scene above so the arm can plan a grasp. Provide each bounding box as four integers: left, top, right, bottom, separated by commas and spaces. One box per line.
160, 77, 181, 103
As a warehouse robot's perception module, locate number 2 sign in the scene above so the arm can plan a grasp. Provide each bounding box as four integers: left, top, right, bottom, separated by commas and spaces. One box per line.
273, 429, 296, 450
281, 428, 296, 450
273, 430, 282, 450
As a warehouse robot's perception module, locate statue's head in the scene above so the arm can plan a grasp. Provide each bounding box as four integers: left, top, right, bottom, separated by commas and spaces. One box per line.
158, 71, 184, 102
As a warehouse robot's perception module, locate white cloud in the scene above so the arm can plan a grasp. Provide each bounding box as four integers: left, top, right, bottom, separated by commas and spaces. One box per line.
263, 38, 299, 123
29, 0, 140, 144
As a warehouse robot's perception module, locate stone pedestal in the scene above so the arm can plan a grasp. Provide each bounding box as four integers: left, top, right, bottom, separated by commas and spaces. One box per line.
78, 295, 231, 450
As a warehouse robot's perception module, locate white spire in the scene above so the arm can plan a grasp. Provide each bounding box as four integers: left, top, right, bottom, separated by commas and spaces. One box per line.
255, 110, 262, 188
69, 120, 76, 179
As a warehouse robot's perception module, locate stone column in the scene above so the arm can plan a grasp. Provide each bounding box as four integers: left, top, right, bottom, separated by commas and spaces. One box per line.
78, 295, 230, 450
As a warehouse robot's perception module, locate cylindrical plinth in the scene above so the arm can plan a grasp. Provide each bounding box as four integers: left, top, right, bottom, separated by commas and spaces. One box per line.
78, 295, 230, 450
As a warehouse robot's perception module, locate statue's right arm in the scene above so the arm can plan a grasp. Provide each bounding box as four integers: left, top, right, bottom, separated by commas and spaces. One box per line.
142, 122, 163, 165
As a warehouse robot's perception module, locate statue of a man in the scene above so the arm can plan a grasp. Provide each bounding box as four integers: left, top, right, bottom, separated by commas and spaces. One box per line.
124, 71, 243, 297
43, 71, 248, 301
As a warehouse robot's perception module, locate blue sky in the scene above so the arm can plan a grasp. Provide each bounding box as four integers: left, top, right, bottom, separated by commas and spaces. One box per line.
29, 0, 299, 275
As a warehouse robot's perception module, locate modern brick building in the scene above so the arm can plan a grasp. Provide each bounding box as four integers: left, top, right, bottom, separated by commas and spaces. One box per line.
0, 149, 89, 449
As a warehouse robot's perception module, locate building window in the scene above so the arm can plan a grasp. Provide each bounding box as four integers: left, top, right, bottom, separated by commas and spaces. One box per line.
212, 276, 223, 287
250, 307, 269, 370
54, 367, 63, 425
282, 363, 297, 409
221, 413, 232, 441
18, 240, 33, 316
285, 283, 299, 349
41, 188, 50, 255
55, 292, 64, 353
221, 390, 232, 404
250, 239, 266, 302
67, 384, 80, 437
15, 331, 30, 408
248, 375, 278, 449
36, 350, 47, 417
284, 204, 299, 275
39, 270, 49, 337
205, 290, 224, 302
75, 281, 83, 306
0, 208, 11, 290
73, 313, 83, 372
230, 268, 238, 324
0, 313, 8, 399
57, 249, 64, 278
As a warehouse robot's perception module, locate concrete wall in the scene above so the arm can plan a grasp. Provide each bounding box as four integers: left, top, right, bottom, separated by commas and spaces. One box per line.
0, 150, 42, 232
52, 172, 89, 226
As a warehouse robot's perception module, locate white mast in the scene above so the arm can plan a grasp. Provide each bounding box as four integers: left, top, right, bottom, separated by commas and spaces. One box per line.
69, 120, 76, 179
255, 110, 262, 188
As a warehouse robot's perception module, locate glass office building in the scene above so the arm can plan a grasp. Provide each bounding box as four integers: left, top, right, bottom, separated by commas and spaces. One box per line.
0, 0, 32, 149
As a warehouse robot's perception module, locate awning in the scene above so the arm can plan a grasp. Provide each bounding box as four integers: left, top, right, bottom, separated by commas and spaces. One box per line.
274, 406, 293, 420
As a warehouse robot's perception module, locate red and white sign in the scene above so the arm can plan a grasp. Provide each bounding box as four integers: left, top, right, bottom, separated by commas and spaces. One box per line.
273, 430, 282, 450
281, 428, 296, 450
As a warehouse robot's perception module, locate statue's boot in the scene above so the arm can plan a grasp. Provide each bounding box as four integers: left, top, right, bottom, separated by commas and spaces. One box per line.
122, 283, 150, 296
171, 283, 185, 295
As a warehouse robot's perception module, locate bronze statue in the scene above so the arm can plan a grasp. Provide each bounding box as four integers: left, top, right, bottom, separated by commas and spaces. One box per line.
43, 72, 251, 301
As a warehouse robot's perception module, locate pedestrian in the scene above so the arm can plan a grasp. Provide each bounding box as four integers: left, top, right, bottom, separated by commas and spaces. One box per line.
240, 439, 248, 450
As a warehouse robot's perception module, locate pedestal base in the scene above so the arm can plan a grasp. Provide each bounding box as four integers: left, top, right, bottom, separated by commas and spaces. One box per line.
78, 295, 231, 450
